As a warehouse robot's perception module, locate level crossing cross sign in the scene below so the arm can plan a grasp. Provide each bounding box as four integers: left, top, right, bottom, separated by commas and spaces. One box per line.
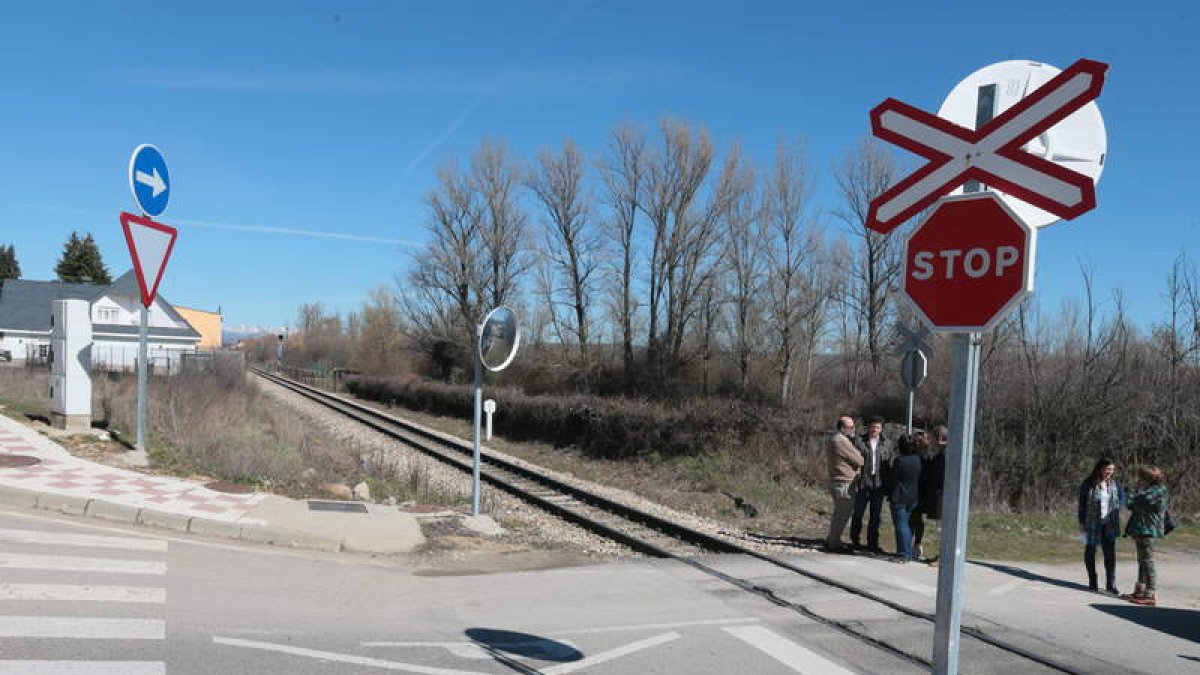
867, 59, 1107, 234
903, 192, 1034, 332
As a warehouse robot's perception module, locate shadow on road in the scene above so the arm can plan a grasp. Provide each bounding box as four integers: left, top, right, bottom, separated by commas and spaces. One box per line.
1090, 605, 1200, 644
968, 560, 1092, 593
465, 628, 582, 673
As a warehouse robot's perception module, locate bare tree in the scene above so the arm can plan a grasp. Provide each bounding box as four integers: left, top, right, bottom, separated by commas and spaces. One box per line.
527, 140, 600, 383
401, 161, 483, 380
352, 286, 405, 376
641, 119, 716, 382
719, 146, 764, 394
762, 141, 826, 403
471, 139, 529, 310
598, 124, 647, 391
833, 137, 902, 376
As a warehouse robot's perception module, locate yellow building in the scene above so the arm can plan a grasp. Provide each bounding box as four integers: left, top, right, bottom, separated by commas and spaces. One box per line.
175, 306, 223, 349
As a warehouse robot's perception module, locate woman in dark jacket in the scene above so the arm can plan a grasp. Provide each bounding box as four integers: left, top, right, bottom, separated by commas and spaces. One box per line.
1122, 466, 1169, 606
888, 433, 923, 562
910, 425, 946, 560
1077, 457, 1123, 594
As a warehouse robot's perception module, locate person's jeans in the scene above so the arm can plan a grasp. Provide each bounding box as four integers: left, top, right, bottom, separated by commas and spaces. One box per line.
1084, 536, 1117, 590
891, 503, 914, 560
826, 481, 857, 548
850, 483, 885, 548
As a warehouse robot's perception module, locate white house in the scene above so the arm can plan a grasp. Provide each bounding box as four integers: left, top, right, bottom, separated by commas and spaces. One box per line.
0, 270, 200, 371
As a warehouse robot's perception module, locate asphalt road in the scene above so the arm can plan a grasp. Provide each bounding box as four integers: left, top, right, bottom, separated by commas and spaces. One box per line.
2, 505, 1197, 674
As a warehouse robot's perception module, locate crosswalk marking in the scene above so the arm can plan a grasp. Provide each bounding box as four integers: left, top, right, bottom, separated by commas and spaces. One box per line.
0, 616, 165, 640
723, 625, 858, 674
0, 553, 166, 575
0, 583, 165, 604
0, 528, 167, 552
0, 661, 165, 674
0, 521, 168, 673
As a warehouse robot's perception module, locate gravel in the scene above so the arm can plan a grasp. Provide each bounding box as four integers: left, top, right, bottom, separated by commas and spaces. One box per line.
254, 374, 814, 561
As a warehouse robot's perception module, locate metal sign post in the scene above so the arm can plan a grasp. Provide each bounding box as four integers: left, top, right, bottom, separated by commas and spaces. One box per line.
865, 56, 1108, 675
471, 323, 484, 515
896, 324, 932, 435
136, 307, 148, 452
123, 145, 176, 457
933, 332, 981, 675
471, 307, 521, 516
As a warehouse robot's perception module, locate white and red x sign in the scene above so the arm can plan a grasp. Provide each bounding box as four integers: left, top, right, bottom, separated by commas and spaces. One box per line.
866, 59, 1108, 234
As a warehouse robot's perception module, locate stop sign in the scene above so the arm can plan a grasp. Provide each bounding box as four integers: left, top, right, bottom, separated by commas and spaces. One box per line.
903, 193, 1035, 332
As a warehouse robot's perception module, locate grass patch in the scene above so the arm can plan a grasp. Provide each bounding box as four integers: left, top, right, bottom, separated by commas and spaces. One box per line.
0, 366, 49, 420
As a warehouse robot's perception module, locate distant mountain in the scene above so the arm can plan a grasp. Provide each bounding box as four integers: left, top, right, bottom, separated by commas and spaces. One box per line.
222, 325, 285, 345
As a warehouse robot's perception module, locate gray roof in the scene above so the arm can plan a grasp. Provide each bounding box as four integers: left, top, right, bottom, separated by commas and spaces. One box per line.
0, 270, 199, 339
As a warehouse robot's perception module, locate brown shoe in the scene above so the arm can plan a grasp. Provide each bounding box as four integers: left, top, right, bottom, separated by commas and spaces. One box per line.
1129, 594, 1156, 606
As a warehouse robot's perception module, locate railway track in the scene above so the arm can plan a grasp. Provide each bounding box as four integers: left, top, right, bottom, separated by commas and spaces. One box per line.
252, 366, 1104, 674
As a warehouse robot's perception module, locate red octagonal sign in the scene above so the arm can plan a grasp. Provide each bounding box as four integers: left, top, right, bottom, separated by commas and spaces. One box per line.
904, 193, 1035, 332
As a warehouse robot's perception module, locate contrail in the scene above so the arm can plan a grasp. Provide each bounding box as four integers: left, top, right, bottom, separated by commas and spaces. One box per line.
173, 217, 421, 246
21, 203, 420, 247
401, 1, 592, 176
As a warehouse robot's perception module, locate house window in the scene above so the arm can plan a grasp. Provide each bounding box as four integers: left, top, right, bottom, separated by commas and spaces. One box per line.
97, 307, 119, 323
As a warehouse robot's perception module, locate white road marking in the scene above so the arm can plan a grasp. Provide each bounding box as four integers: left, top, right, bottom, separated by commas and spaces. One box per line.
985, 578, 1026, 597
551, 616, 758, 636
0, 616, 164, 640
213, 636, 487, 674
877, 573, 936, 596
723, 625, 857, 674
0, 553, 165, 575
361, 617, 760, 647
0, 662, 165, 674
541, 631, 681, 674
0, 527, 167, 552
359, 640, 581, 660
0, 583, 165, 604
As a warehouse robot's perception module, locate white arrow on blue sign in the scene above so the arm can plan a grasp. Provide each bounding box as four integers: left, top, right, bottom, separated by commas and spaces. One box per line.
128, 144, 170, 217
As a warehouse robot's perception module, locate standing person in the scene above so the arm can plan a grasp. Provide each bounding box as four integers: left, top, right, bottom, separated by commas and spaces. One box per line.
1077, 458, 1123, 594
888, 432, 924, 562
1122, 467, 1169, 606
910, 425, 947, 561
825, 416, 864, 553
849, 415, 892, 553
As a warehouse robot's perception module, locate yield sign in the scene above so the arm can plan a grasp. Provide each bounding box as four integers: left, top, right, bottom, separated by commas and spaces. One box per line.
120, 211, 178, 307
867, 59, 1108, 234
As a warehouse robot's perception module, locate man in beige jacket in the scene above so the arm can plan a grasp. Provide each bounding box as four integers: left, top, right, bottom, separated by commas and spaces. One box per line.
826, 415, 865, 552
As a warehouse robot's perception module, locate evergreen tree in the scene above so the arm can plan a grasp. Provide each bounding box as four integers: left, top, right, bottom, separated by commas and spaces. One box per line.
55, 231, 111, 284
0, 244, 20, 280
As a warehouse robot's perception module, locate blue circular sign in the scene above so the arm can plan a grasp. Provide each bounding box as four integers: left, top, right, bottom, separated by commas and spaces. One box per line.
128, 144, 170, 217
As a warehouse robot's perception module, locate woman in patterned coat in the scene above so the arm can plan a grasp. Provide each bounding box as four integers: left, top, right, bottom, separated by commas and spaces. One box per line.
1122, 466, 1169, 606
1077, 458, 1123, 594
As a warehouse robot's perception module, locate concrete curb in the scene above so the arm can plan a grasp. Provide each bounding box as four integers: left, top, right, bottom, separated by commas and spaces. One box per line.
137, 508, 192, 532
85, 499, 141, 524
37, 492, 91, 516
1, 490, 348, 553
241, 525, 342, 552
0, 484, 40, 509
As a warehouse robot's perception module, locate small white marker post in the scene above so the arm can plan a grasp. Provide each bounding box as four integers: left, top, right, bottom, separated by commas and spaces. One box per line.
484, 399, 496, 440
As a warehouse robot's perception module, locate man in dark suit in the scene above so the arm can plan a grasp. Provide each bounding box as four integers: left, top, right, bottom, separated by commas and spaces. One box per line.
849, 415, 893, 553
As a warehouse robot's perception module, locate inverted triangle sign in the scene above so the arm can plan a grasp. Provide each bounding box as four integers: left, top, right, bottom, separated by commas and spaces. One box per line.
120, 211, 178, 307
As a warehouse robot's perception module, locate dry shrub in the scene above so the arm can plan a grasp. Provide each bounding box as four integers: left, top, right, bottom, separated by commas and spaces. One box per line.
346, 374, 818, 477
96, 364, 357, 487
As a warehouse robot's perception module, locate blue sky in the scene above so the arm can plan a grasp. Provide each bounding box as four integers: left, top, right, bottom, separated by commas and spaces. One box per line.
0, 2, 1195, 333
